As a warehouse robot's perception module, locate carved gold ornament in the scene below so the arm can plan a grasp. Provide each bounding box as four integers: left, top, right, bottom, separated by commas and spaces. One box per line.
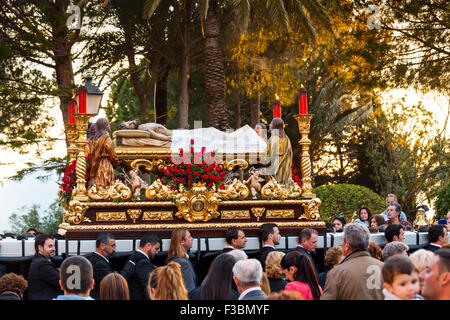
301, 198, 321, 221
217, 179, 250, 200
261, 177, 288, 199
175, 183, 220, 222
224, 159, 249, 171
127, 209, 142, 223
96, 212, 127, 222
221, 210, 251, 219
251, 207, 265, 221
266, 209, 295, 219
143, 211, 173, 220
130, 159, 153, 172
145, 179, 177, 201
63, 200, 91, 224
88, 180, 132, 201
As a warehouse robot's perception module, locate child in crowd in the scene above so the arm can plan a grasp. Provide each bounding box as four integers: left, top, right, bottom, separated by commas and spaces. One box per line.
382, 255, 422, 300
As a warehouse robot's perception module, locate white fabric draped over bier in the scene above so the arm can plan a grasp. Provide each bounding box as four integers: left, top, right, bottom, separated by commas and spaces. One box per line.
170, 125, 266, 154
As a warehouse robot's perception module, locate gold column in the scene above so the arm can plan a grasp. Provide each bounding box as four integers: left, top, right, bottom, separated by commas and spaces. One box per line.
64, 123, 79, 163
72, 113, 92, 202
293, 114, 316, 198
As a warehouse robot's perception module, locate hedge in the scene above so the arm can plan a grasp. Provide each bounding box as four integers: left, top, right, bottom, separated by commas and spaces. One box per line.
434, 182, 450, 220
312, 184, 386, 223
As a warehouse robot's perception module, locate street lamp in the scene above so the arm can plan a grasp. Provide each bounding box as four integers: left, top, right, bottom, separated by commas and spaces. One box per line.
75, 75, 103, 115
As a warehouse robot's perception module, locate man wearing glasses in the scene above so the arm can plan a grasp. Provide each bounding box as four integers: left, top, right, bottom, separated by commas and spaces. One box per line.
88, 232, 116, 299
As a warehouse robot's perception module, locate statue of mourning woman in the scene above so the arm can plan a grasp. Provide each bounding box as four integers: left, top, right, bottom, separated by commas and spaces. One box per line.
259, 118, 295, 189
88, 118, 120, 191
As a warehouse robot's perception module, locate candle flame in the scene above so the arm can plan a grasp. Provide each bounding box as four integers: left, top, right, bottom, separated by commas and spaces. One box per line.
275, 93, 279, 100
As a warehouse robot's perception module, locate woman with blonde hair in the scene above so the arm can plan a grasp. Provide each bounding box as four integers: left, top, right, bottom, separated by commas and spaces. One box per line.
409, 249, 434, 294
166, 229, 197, 292
147, 262, 188, 300
265, 251, 288, 293
99, 272, 130, 300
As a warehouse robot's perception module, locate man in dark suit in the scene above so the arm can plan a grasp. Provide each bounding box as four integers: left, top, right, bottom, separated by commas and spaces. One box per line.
88, 233, 116, 299
27, 234, 63, 300
223, 227, 247, 253
424, 225, 448, 252
294, 228, 319, 275
121, 233, 161, 300
258, 223, 281, 270
233, 259, 266, 300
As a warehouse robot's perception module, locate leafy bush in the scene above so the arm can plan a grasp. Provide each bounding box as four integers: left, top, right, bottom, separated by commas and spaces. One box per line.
312, 184, 385, 223
434, 182, 450, 220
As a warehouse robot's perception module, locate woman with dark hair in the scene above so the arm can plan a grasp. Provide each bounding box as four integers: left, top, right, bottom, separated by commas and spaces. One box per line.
370, 214, 386, 231
88, 118, 119, 190
332, 216, 346, 232
281, 251, 322, 300
260, 118, 293, 187
355, 207, 371, 227
189, 253, 239, 300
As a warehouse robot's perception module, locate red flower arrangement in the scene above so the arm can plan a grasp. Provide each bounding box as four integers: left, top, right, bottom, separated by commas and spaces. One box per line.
159, 140, 225, 191
59, 154, 92, 204
291, 164, 302, 187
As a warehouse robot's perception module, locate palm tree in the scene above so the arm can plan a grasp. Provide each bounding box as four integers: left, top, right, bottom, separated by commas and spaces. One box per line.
144, 0, 336, 129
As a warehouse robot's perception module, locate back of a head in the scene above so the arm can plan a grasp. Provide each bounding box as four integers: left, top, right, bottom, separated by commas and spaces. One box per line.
168, 229, 187, 260
382, 254, 415, 285
139, 232, 161, 248
409, 249, 434, 273
265, 251, 285, 279
150, 262, 188, 300
270, 118, 285, 137
0, 273, 28, 297
324, 246, 343, 268
96, 232, 115, 248
259, 223, 277, 243
368, 242, 383, 261
382, 241, 409, 261
99, 272, 129, 300
384, 224, 404, 243
201, 253, 237, 300
94, 117, 109, 139
227, 249, 248, 261
60, 256, 93, 295
343, 223, 370, 252
428, 225, 446, 243
232, 259, 263, 287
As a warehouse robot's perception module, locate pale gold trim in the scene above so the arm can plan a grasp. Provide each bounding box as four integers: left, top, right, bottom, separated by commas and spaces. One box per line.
127, 209, 142, 223
143, 211, 173, 221
221, 210, 250, 219
60, 221, 326, 231
96, 212, 127, 222
251, 207, 265, 221
266, 209, 295, 219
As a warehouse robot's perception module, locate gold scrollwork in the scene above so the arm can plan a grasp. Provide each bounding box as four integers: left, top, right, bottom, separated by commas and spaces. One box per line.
251, 207, 265, 221
88, 180, 132, 201
127, 209, 142, 223
143, 211, 173, 221
224, 159, 249, 171
221, 210, 250, 219
63, 200, 91, 224
261, 177, 288, 199
145, 179, 177, 201
130, 159, 153, 172
96, 212, 127, 222
266, 209, 295, 219
301, 198, 321, 221
175, 183, 220, 222
217, 179, 250, 200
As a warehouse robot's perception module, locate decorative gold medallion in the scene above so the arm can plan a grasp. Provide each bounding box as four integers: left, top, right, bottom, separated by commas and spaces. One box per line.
175, 183, 220, 222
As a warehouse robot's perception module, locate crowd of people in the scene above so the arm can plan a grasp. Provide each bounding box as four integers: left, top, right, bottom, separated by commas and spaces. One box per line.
0, 193, 448, 301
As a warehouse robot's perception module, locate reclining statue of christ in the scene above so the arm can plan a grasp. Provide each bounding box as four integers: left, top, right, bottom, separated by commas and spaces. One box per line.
115, 120, 267, 154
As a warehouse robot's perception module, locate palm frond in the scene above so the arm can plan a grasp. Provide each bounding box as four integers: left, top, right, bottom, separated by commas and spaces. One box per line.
267, 0, 290, 32
232, 0, 250, 32
142, 0, 162, 19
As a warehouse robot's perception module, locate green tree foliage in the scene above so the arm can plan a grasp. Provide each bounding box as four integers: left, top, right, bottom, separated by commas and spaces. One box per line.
7, 199, 63, 235
434, 182, 450, 220
312, 184, 385, 222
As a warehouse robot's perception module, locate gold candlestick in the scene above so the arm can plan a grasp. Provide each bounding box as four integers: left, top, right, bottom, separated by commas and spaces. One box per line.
293, 114, 316, 198
72, 113, 93, 202
64, 123, 78, 163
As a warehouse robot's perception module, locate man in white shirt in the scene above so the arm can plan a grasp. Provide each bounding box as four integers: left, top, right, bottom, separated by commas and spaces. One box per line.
258, 223, 281, 270
223, 227, 247, 253
233, 259, 266, 300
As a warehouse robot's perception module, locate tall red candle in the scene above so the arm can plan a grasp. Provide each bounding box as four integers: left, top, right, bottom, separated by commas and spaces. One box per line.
299, 88, 307, 114
77, 86, 87, 114
273, 100, 281, 118
68, 100, 77, 124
